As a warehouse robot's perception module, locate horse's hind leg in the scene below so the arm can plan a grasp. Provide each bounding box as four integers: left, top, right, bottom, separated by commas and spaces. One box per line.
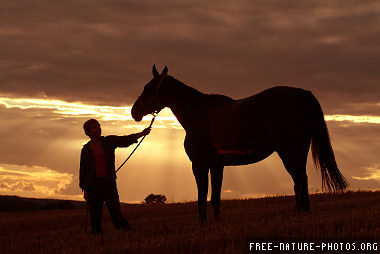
294, 172, 310, 211
210, 164, 224, 221
278, 149, 310, 211
192, 163, 209, 223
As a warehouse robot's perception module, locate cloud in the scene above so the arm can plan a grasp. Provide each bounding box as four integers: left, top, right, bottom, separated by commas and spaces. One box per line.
326, 115, 380, 124
0, 96, 180, 126
0, 182, 35, 192
0, 99, 192, 201
352, 165, 380, 181
0, 0, 379, 112
1, 96, 380, 201
0, 164, 73, 198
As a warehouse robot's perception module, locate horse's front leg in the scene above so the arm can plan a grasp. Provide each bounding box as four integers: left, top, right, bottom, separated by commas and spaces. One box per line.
192, 163, 209, 223
210, 164, 224, 221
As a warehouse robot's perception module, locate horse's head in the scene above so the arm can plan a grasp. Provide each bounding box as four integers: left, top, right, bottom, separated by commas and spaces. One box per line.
131, 65, 168, 122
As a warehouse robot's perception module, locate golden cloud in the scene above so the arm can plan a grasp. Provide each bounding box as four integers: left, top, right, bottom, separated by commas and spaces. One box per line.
1, 96, 380, 127
0, 96, 181, 128
325, 115, 380, 124
0, 164, 73, 198
352, 165, 380, 181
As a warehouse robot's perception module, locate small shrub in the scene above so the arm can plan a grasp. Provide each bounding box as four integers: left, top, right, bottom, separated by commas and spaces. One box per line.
143, 194, 167, 205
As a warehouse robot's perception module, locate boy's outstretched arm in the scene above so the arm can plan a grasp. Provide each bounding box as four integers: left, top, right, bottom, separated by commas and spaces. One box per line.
107, 127, 152, 148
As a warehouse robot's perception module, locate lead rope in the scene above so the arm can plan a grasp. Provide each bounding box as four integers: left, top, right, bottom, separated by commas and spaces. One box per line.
84, 112, 158, 233
116, 112, 157, 173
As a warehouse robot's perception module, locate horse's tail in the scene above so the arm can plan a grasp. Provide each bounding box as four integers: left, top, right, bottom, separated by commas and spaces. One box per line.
310, 94, 349, 192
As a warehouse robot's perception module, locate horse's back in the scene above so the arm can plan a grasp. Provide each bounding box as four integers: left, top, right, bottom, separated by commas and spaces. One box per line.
206, 86, 315, 153
207, 86, 312, 124
240, 86, 311, 109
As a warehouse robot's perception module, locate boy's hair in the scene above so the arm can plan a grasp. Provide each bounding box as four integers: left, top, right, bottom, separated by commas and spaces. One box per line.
83, 119, 100, 135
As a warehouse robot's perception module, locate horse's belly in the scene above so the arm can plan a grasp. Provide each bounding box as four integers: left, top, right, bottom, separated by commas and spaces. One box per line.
216, 148, 273, 166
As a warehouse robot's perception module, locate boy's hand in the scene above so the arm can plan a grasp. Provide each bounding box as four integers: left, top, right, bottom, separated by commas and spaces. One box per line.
141, 127, 151, 136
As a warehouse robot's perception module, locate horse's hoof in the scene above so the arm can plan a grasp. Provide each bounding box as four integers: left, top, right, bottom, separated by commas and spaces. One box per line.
294, 205, 310, 213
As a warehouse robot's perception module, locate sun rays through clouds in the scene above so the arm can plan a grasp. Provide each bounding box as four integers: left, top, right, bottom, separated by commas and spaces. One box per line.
2, 95, 380, 201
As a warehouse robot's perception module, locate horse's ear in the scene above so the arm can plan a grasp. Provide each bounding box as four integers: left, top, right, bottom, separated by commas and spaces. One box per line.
162, 66, 168, 76
153, 64, 159, 77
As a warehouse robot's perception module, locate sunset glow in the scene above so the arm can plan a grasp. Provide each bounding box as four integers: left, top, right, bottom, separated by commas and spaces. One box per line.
1, 95, 379, 201
0, 164, 73, 198
2, 97, 380, 125
352, 166, 380, 181
2, 0, 380, 203
0, 97, 180, 128
325, 115, 380, 124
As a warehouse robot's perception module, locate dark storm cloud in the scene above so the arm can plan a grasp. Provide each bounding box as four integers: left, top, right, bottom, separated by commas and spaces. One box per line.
1, 0, 380, 114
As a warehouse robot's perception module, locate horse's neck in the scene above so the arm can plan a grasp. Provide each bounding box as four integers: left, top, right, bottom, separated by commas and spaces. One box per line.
162, 78, 205, 129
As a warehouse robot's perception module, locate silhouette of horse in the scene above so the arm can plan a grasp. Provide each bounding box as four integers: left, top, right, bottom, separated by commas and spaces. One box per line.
132, 65, 348, 223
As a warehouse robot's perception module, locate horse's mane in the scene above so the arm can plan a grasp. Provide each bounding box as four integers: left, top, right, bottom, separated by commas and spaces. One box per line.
205, 94, 235, 108
208, 94, 234, 102
166, 76, 234, 107
167, 76, 205, 100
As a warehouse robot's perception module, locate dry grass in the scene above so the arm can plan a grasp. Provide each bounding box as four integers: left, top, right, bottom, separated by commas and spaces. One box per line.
1, 191, 380, 253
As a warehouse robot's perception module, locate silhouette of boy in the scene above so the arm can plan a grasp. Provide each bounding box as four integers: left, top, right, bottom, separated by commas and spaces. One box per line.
80, 119, 151, 235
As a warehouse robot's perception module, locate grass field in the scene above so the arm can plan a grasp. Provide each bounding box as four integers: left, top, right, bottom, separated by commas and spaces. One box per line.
1, 191, 380, 253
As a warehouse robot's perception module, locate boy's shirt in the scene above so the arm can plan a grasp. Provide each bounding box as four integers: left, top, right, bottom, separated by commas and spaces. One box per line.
79, 134, 139, 190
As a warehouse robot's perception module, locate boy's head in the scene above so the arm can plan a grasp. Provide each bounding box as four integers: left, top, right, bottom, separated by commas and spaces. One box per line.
83, 119, 101, 138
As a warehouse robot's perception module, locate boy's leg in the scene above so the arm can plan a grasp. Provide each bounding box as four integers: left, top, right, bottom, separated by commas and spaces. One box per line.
103, 180, 130, 230
88, 193, 104, 235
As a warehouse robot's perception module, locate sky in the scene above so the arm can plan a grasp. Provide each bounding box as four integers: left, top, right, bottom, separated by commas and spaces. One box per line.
1, 0, 380, 203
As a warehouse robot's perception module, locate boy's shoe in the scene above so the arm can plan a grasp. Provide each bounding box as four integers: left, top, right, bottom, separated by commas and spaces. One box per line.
121, 222, 135, 232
